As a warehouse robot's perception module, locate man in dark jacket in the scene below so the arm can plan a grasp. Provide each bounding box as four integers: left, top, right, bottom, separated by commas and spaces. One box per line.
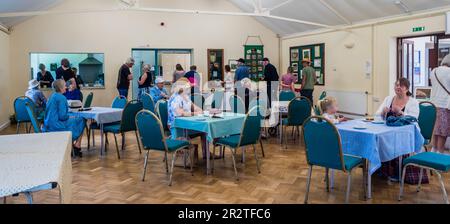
262, 58, 279, 107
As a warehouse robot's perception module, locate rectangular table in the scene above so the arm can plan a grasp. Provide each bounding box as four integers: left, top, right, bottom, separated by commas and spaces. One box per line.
0, 132, 73, 204
271, 101, 289, 144
173, 112, 246, 174
336, 119, 424, 199
69, 107, 123, 156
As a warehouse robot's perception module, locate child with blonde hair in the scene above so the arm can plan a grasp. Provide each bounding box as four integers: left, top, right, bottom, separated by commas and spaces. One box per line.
320, 96, 346, 124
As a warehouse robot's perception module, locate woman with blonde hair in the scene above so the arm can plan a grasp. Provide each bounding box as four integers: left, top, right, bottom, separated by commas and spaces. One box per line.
138, 64, 153, 100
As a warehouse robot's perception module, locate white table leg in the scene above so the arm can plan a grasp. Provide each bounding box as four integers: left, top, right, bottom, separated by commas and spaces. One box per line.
100, 123, 104, 156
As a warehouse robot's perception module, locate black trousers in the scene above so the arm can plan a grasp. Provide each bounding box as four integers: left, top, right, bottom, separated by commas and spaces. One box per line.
300, 89, 314, 104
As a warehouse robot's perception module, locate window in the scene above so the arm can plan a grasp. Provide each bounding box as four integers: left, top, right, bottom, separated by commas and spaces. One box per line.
30, 52, 105, 89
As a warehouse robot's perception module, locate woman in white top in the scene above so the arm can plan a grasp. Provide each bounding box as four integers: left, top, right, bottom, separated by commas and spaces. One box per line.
376, 78, 419, 119
430, 55, 450, 153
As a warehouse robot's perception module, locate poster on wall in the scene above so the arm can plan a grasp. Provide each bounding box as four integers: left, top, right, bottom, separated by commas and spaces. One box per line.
291, 49, 299, 61
302, 49, 311, 61
315, 46, 321, 57
289, 43, 325, 86
314, 59, 321, 68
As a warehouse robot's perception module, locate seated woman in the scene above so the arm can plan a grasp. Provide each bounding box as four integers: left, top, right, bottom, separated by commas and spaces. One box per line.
376, 78, 419, 119
320, 96, 346, 124
43, 79, 86, 157
25, 79, 47, 115
63, 78, 82, 101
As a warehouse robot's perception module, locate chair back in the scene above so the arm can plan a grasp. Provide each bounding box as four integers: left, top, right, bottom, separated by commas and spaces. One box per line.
314, 100, 323, 116
156, 100, 169, 131
238, 107, 262, 147
303, 116, 346, 171
119, 100, 143, 132
319, 91, 327, 100
211, 90, 224, 109
229, 95, 246, 114
418, 101, 437, 141
83, 92, 94, 108
191, 93, 205, 110
135, 110, 167, 151
14, 96, 34, 122
280, 91, 296, 102
287, 96, 312, 126
249, 98, 268, 117
112, 96, 127, 109
25, 103, 41, 133
141, 93, 155, 113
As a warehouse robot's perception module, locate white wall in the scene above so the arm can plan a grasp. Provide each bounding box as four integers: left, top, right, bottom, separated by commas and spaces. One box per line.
0, 31, 11, 128
9, 0, 279, 107
282, 14, 446, 114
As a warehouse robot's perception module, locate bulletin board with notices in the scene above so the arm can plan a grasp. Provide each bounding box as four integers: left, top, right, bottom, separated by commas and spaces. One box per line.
244, 45, 264, 81
290, 43, 325, 86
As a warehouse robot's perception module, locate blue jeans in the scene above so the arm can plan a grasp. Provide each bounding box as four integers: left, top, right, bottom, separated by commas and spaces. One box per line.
117, 88, 129, 98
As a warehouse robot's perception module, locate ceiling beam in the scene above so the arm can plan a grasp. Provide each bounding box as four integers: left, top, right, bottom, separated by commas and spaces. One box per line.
267, 0, 293, 12
0, 22, 10, 34
319, 0, 352, 25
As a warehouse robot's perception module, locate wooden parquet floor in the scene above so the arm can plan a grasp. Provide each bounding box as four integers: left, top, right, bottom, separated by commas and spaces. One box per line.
2, 126, 449, 204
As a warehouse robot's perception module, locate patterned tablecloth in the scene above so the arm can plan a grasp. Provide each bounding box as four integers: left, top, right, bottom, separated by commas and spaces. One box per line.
0, 132, 73, 203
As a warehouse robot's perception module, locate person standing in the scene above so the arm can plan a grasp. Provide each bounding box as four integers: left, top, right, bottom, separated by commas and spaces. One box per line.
116, 57, 135, 98
430, 55, 450, 153
299, 59, 316, 103
173, 64, 186, 83
137, 64, 153, 100
71, 67, 85, 89
210, 62, 223, 81
234, 58, 249, 82
56, 58, 74, 81
184, 65, 201, 94
37, 64, 54, 88
262, 58, 279, 107
281, 66, 296, 92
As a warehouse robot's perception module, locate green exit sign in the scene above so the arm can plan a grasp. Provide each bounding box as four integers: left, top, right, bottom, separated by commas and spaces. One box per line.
413, 26, 425, 32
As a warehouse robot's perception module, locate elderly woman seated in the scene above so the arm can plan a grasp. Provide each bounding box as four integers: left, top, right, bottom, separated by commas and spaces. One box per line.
63, 78, 82, 101
25, 79, 47, 115
43, 79, 86, 157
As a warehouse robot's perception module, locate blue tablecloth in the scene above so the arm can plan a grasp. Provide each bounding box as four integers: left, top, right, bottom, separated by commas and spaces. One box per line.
336, 120, 424, 174
69, 107, 123, 124
173, 113, 246, 142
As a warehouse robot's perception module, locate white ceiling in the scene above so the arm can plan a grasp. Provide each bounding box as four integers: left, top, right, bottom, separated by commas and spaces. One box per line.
1, 0, 450, 35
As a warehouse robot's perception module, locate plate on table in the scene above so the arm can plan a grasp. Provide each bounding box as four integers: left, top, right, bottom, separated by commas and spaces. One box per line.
353, 126, 368, 130
195, 118, 207, 121
371, 121, 385, 124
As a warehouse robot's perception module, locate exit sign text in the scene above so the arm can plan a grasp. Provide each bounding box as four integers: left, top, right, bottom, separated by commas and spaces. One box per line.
413, 26, 425, 32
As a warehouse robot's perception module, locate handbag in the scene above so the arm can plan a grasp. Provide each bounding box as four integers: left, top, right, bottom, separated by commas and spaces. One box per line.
434, 71, 450, 95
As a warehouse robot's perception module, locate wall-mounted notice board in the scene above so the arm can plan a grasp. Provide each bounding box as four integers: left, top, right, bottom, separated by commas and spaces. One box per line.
290, 43, 325, 86
244, 45, 264, 81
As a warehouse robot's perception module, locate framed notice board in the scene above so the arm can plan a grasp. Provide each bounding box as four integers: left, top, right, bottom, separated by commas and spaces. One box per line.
244, 45, 264, 81
290, 43, 325, 86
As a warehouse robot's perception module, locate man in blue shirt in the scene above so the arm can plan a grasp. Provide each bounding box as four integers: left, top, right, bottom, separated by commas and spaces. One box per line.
234, 58, 249, 81
150, 77, 169, 103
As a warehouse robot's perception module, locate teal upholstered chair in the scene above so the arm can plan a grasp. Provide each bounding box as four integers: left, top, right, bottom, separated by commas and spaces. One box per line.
279, 91, 296, 102
14, 96, 43, 134
211, 90, 225, 110
103, 100, 143, 159
249, 98, 268, 158
303, 116, 366, 204
135, 110, 192, 186
111, 96, 127, 109
282, 96, 312, 148
399, 152, 450, 204
141, 93, 155, 113
25, 103, 41, 133
418, 102, 437, 151
155, 100, 170, 134
191, 93, 205, 110
214, 107, 262, 181
229, 95, 246, 114
319, 91, 327, 101
83, 92, 94, 108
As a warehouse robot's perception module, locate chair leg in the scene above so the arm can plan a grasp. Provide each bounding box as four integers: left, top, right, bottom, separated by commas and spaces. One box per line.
134, 131, 142, 154
142, 150, 150, 181
222, 146, 225, 160
304, 165, 313, 204
113, 134, 121, 160
398, 165, 408, 201
189, 147, 194, 176
325, 168, 330, 192
121, 133, 125, 151
230, 148, 239, 181
165, 152, 169, 173
345, 172, 352, 204
435, 171, 449, 204
16, 122, 20, 134
252, 144, 261, 174
168, 152, 177, 186
86, 125, 91, 150
92, 129, 96, 147
212, 145, 216, 173
24, 192, 33, 204
259, 139, 265, 158
417, 168, 424, 192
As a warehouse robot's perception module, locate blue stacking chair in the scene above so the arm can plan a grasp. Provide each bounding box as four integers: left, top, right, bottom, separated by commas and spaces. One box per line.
214, 107, 262, 181
135, 110, 192, 186
103, 100, 143, 159
83, 92, 94, 108
249, 98, 269, 158
399, 152, 450, 204
211, 90, 225, 110
282, 96, 312, 148
279, 91, 296, 102
14, 96, 43, 134
111, 96, 127, 109
141, 93, 155, 113
303, 116, 366, 204
229, 95, 246, 114
155, 100, 170, 134
25, 103, 41, 133
417, 102, 437, 151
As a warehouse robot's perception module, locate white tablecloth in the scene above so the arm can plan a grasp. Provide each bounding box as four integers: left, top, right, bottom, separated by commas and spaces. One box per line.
0, 132, 73, 203
69, 107, 123, 124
